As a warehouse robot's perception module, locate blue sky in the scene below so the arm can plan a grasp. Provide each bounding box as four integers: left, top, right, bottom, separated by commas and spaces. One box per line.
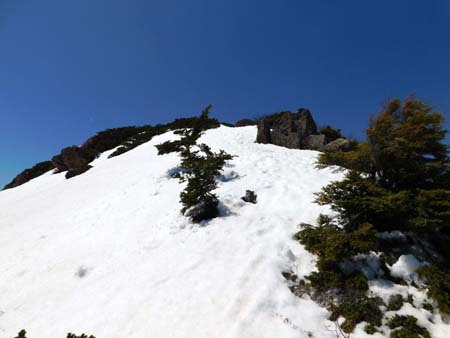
1, 0, 449, 187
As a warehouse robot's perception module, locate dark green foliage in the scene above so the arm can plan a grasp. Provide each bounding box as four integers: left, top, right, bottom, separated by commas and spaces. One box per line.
3, 161, 55, 190
14, 330, 27, 338
315, 171, 412, 231
387, 294, 404, 311
331, 296, 384, 333
67, 333, 96, 338
294, 97, 450, 333
82, 126, 149, 155
156, 105, 233, 222
387, 315, 431, 338
409, 189, 450, 232
108, 127, 155, 158
235, 118, 256, 127
416, 265, 450, 315
306, 270, 368, 293
12, 331, 95, 338
406, 294, 415, 306
317, 142, 373, 171
296, 220, 377, 271
318, 97, 449, 191
319, 125, 343, 143
422, 301, 434, 312
5, 115, 222, 189
314, 98, 449, 268
364, 324, 377, 334
366, 98, 448, 191
109, 116, 221, 158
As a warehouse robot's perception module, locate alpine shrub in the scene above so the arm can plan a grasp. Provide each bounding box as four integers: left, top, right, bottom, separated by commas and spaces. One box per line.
387, 294, 404, 311
387, 315, 431, 338
156, 105, 234, 222
319, 125, 343, 143
293, 97, 450, 333
416, 265, 450, 315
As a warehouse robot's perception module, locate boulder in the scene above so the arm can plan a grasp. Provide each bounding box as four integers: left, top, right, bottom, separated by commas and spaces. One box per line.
235, 118, 256, 127
241, 190, 257, 204
65, 165, 93, 179
256, 109, 319, 149
184, 198, 219, 223
305, 134, 326, 151
52, 146, 96, 173
324, 138, 358, 152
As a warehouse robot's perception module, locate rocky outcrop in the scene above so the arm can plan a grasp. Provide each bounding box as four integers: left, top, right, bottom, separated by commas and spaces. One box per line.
235, 119, 256, 127
3, 161, 55, 190
4, 117, 226, 190
256, 109, 324, 150
324, 138, 358, 152
52, 146, 96, 174
256, 109, 354, 152
304, 134, 326, 151
65, 165, 93, 179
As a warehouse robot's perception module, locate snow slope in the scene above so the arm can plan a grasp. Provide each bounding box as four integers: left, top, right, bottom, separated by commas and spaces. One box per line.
0, 126, 447, 338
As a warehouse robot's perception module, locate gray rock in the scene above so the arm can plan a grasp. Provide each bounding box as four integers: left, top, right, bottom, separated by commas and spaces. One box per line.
185, 198, 219, 223
52, 146, 96, 173
256, 118, 272, 144
304, 134, 326, 151
65, 165, 93, 179
75, 265, 90, 278
256, 109, 320, 149
324, 138, 358, 152
241, 190, 257, 204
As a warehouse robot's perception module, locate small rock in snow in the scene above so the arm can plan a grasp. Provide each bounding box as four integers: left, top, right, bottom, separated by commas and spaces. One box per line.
241, 190, 257, 204
75, 265, 90, 278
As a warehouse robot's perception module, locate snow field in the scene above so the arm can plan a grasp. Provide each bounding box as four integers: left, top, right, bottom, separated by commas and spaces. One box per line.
1, 126, 448, 338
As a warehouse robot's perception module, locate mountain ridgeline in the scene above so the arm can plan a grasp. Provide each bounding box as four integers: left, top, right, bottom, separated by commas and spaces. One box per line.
3, 117, 224, 190
3, 110, 347, 190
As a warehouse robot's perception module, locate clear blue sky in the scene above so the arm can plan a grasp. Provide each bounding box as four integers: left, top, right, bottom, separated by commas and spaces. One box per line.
1, 0, 449, 187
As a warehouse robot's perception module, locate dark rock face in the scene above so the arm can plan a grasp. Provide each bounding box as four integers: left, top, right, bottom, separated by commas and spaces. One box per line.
3, 161, 55, 190
65, 165, 93, 179
324, 138, 358, 152
256, 109, 319, 149
256, 109, 355, 152
52, 146, 96, 173
235, 118, 256, 127
241, 190, 257, 204
305, 134, 326, 151
184, 198, 219, 223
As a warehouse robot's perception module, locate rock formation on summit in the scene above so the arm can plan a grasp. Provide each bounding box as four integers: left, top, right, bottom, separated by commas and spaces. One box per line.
255, 109, 354, 152
256, 109, 326, 150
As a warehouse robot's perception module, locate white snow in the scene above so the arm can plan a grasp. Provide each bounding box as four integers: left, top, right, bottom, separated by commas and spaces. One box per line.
0, 125, 448, 338
389, 254, 424, 282
376, 231, 407, 241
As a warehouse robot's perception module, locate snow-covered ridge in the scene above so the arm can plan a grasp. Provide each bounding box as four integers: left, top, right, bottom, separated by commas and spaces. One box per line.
1, 126, 447, 338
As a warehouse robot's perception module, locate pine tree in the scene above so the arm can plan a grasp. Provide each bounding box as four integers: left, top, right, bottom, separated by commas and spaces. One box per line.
295, 97, 450, 330
156, 105, 234, 222
366, 97, 449, 190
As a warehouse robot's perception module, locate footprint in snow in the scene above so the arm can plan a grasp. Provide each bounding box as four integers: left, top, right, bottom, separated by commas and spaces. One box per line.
75, 265, 91, 278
